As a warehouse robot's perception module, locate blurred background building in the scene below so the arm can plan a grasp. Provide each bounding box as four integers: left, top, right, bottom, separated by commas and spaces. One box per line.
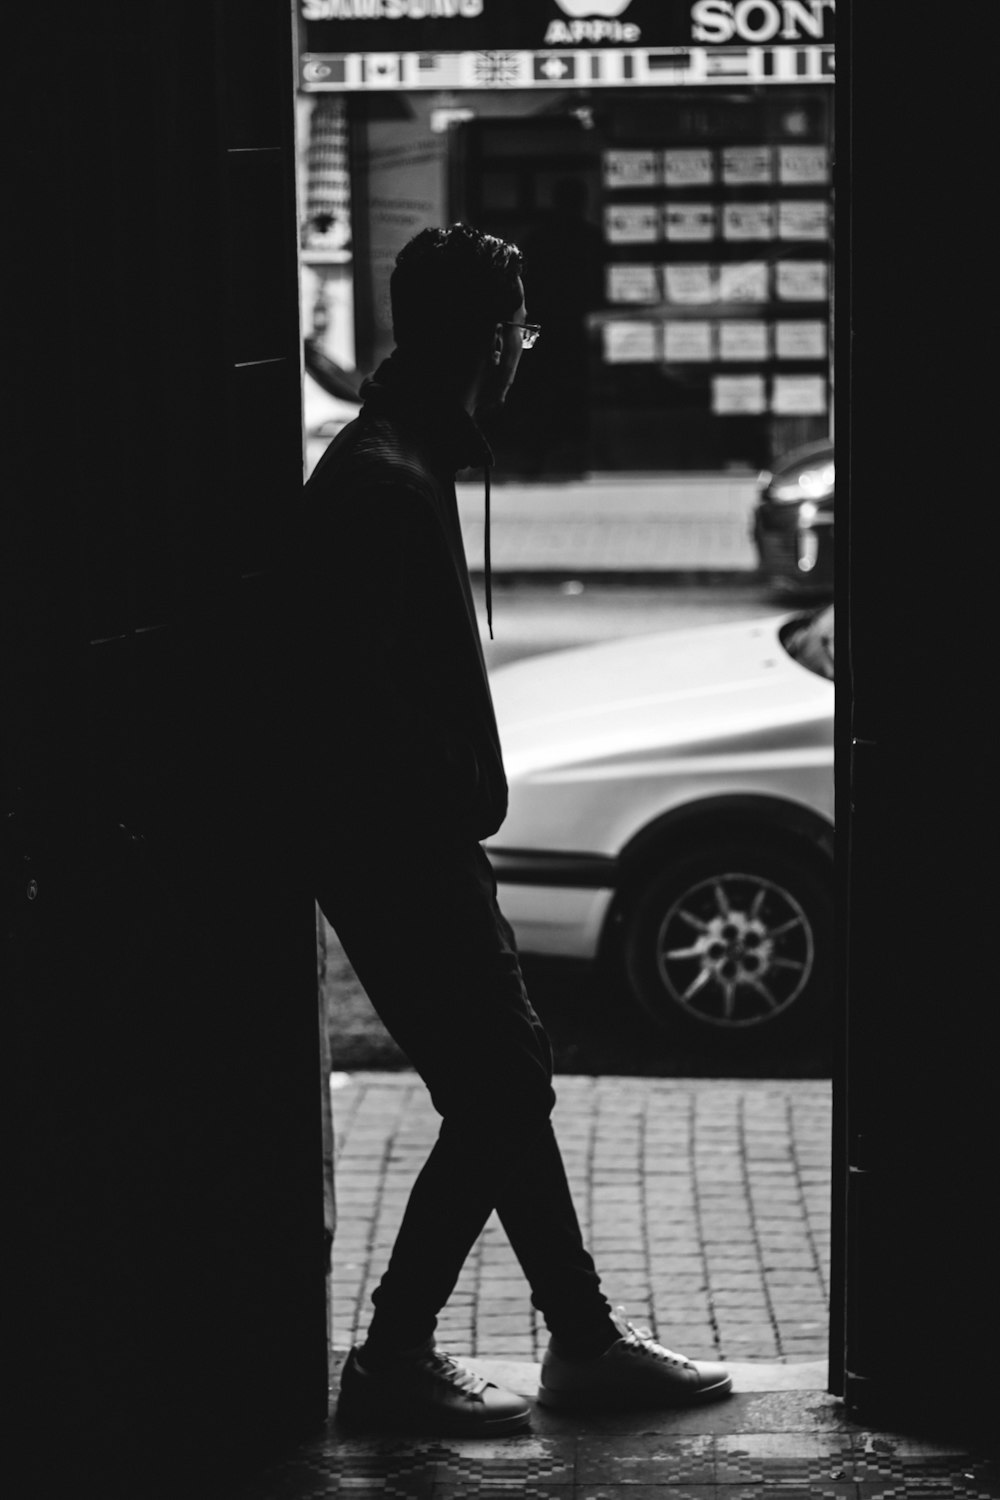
294, 0, 835, 480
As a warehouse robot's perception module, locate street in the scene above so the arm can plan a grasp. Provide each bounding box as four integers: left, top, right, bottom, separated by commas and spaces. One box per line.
477, 577, 783, 671
322, 578, 832, 1080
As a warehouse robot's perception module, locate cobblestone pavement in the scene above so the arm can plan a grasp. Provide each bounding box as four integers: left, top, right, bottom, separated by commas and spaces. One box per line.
239, 1067, 1000, 1498
328, 1072, 831, 1365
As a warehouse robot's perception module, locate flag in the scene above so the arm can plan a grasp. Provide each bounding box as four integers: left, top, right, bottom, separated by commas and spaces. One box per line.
704, 48, 754, 78
361, 54, 403, 86
468, 51, 523, 87
533, 53, 577, 83
647, 50, 691, 72
301, 54, 346, 87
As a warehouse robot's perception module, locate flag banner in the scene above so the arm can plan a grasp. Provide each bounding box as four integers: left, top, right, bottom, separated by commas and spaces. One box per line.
300, 44, 834, 91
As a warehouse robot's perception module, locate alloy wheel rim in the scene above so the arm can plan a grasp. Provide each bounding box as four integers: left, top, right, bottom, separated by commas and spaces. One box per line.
654, 871, 814, 1029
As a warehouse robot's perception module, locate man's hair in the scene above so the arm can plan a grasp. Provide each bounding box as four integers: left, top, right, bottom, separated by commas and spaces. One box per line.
390, 224, 524, 368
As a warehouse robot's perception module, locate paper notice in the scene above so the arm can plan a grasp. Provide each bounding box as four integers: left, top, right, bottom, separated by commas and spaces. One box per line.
718, 320, 769, 360
712, 374, 767, 414
778, 144, 829, 184
606, 264, 660, 303
664, 321, 713, 361
771, 374, 828, 413
664, 203, 717, 241
602, 320, 660, 363
603, 149, 659, 189
777, 201, 829, 240
663, 147, 715, 187
718, 261, 769, 302
605, 204, 660, 243
775, 320, 827, 359
722, 203, 776, 240
664, 263, 716, 304
775, 261, 828, 301
722, 146, 774, 184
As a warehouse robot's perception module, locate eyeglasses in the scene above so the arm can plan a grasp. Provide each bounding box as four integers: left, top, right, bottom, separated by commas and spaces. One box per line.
502, 321, 542, 349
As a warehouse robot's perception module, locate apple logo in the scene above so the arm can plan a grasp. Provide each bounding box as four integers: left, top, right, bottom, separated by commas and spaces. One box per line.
555, 0, 633, 16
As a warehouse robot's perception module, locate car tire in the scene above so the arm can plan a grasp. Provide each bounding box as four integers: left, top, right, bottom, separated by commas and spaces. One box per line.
622, 839, 832, 1046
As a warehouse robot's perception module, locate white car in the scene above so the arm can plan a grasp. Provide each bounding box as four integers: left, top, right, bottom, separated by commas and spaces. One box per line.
486, 606, 834, 1045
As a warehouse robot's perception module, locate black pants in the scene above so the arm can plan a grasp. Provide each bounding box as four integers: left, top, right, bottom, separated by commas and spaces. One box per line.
316, 831, 615, 1354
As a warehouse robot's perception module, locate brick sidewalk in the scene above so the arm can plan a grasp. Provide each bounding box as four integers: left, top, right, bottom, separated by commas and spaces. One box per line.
328, 1072, 831, 1366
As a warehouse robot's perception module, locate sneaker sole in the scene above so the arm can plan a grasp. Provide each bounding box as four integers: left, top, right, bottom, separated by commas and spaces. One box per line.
336, 1397, 531, 1437
535, 1373, 733, 1411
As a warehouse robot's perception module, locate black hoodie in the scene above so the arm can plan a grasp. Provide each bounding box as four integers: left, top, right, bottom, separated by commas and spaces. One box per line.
292, 350, 507, 847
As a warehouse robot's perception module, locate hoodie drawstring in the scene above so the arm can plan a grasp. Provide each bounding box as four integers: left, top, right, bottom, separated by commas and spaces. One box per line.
484, 460, 493, 640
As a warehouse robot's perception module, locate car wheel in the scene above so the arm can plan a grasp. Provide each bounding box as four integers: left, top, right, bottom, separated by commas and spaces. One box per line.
622, 841, 832, 1044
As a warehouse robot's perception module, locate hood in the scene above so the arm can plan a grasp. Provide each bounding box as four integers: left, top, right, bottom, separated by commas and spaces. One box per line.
360, 349, 496, 635
360, 350, 493, 473
490, 614, 833, 780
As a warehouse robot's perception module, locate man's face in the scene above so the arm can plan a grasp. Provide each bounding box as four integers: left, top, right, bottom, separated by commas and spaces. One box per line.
479, 279, 527, 411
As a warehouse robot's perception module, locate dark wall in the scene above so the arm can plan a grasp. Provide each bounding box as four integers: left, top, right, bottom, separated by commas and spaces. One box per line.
833, 7, 997, 1436
4, 4, 327, 1491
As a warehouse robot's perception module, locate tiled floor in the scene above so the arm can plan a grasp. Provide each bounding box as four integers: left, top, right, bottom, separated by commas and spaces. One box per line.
238, 1359, 1000, 1498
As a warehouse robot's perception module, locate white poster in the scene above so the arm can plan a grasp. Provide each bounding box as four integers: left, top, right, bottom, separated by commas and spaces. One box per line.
718, 320, 769, 361
712, 374, 767, 414
606, 264, 660, 304
721, 146, 773, 185
664, 203, 717, 242
778, 144, 830, 185
603, 149, 659, 189
722, 203, 775, 241
603, 320, 660, 363
775, 320, 827, 359
778, 201, 829, 241
605, 204, 660, 243
776, 261, 828, 301
771, 375, 828, 414
719, 261, 769, 302
664, 321, 713, 361
664, 263, 715, 304
663, 147, 715, 187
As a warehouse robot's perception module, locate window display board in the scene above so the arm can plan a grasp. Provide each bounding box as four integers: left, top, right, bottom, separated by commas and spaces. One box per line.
598, 95, 832, 425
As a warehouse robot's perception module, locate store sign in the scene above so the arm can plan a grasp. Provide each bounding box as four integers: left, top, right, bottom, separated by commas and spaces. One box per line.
298, 0, 834, 52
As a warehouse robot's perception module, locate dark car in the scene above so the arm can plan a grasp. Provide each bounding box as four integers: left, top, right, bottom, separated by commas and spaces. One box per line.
752, 438, 834, 597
